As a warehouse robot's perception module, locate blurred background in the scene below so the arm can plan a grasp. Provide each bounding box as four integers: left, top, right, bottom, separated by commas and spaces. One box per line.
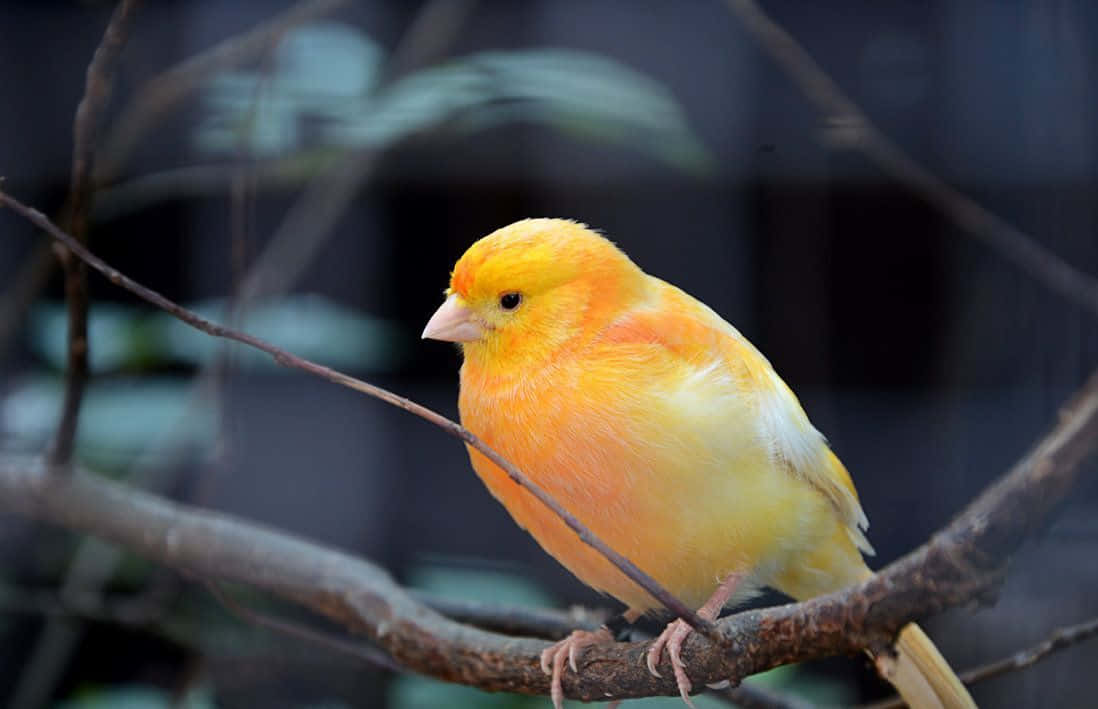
1, 0, 1096, 707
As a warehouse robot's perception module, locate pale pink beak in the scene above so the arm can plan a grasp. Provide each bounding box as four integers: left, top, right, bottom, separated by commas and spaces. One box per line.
422, 294, 485, 342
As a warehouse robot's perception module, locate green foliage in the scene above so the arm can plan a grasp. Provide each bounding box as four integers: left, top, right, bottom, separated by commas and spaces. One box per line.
1, 375, 217, 469
743, 663, 856, 707
10, 295, 396, 468
405, 563, 556, 609
194, 22, 712, 173
57, 684, 215, 709
29, 295, 401, 374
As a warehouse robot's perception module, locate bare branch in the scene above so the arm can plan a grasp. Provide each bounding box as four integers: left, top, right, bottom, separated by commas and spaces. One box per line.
0, 189, 713, 637
204, 581, 402, 673
50, 0, 142, 467
0, 362, 1093, 701
0, 245, 55, 358
724, 0, 1098, 318
414, 593, 606, 640
382, 0, 480, 82
0, 581, 174, 628
864, 616, 1098, 709
959, 617, 1098, 686
715, 683, 816, 709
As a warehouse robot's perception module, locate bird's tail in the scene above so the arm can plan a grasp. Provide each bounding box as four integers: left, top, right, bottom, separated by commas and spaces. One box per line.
873, 622, 976, 709
773, 531, 975, 709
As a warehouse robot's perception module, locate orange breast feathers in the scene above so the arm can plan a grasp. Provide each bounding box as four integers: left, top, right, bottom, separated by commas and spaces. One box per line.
425, 218, 871, 612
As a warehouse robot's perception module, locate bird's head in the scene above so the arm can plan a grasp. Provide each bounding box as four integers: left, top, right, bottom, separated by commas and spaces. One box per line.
422, 218, 646, 370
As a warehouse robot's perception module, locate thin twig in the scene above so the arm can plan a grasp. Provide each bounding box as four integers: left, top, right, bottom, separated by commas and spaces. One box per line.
0, 245, 56, 358
381, 0, 480, 83
413, 593, 606, 640
18, 5, 143, 706
204, 581, 402, 673
715, 683, 817, 709
50, 0, 142, 467
724, 0, 1098, 318
863, 616, 1098, 709
960, 617, 1098, 685
0, 581, 175, 627
0, 189, 714, 637
10, 0, 349, 346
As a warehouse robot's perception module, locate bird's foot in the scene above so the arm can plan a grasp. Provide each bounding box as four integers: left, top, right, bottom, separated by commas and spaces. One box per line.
643, 572, 744, 707
540, 626, 614, 709
645, 617, 699, 707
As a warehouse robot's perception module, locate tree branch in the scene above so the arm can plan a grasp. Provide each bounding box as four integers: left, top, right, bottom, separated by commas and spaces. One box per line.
0, 362, 1093, 700
724, 0, 1098, 319
413, 593, 606, 640
50, 0, 142, 467
864, 616, 1098, 709
0, 188, 712, 637
203, 581, 402, 673
959, 616, 1098, 686
716, 683, 816, 709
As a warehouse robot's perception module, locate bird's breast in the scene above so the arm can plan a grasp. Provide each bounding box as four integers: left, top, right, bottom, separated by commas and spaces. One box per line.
456, 352, 837, 611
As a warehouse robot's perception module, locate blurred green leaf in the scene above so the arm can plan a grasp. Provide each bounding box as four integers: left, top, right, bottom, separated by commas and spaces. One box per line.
152, 295, 403, 371
29, 295, 401, 374
195, 22, 383, 156
389, 677, 543, 709
57, 683, 215, 709
194, 22, 712, 173
405, 563, 555, 609
30, 303, 159, 372
738, 663, 855, 707
389, 673, 731, 709
0, 376, 215, 470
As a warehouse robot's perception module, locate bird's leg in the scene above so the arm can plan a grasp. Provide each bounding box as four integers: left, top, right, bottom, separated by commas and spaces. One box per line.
645, 573, 743, 707
540, 609, 641, 709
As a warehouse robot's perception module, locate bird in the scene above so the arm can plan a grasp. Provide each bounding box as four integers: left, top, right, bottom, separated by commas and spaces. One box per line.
422, 218, 975, 709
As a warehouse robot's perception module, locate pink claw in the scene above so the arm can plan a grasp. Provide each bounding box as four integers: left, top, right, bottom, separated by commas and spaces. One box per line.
645, 618, 698, 707
644, 572, 744, 707
539, 627, 614, 709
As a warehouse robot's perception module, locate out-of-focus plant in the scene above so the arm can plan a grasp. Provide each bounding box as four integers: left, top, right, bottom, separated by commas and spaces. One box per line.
194, 22, 712, 173
28, 296, 402, 374
3, 296, 398, 468
55, 684, 215, 709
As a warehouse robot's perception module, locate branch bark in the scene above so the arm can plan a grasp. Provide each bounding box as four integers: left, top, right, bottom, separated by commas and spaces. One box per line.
50, 0, 142, 466
0, 363, 1094, 700
724, 0, 1098, 319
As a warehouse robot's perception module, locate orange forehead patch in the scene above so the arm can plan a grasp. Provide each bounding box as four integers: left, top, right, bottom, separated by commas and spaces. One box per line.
449, 249, 484, 298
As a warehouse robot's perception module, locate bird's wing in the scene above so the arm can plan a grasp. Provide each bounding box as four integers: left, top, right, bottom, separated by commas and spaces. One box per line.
603, 280, 873, 554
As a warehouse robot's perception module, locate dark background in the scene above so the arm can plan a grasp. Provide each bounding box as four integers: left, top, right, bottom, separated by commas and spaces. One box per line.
1, 1, 1096, 707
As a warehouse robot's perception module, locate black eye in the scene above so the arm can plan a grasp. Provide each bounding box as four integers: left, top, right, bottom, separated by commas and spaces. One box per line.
499, 292, 522, 311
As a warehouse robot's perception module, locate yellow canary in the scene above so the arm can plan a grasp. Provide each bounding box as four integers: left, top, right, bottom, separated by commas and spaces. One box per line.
423, 218, 975, 709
